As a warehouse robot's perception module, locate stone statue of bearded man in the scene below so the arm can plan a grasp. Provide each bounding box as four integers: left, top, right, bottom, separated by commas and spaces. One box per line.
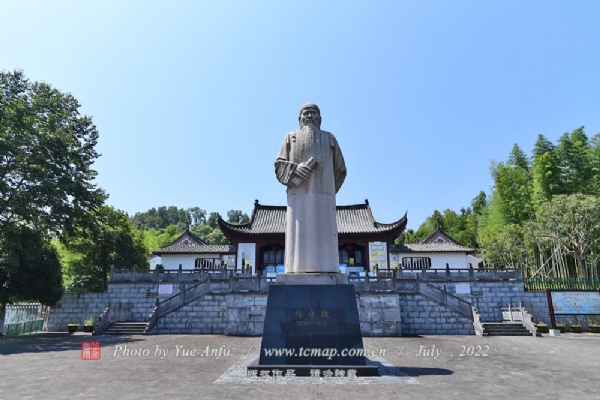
275, 103, 347, 274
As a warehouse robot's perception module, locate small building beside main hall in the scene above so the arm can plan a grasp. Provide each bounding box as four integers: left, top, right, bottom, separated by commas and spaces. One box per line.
152, 230, 234, 270
390, 228, 482, 270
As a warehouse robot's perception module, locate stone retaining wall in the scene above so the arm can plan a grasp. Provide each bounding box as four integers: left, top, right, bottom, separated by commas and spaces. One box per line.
521, 292, 550, 324
356, 293, 401, 337
48, 282, 185, 332
156, 294, 228, 334
47, 280, 551, 335
400, 294, 474, 335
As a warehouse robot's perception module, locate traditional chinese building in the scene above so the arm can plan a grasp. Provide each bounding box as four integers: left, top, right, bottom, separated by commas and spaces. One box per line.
389, 228, 481, 269
152, 230, 234, 270
217, 199, 407, 276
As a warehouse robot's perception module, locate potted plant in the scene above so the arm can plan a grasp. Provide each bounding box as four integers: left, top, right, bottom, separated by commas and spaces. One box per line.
83, 317, 94, 333
588, 318, 600, 333
570, 317, 582, 333
555, 323, 566, 333
536, 322, 549, 334
67, 323, 79, 333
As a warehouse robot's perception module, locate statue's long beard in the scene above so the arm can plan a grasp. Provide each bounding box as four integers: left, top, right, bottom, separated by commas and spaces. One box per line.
300, 118, 321, 130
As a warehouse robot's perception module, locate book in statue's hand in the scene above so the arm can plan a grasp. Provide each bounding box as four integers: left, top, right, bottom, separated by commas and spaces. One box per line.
291, 157, 317, 186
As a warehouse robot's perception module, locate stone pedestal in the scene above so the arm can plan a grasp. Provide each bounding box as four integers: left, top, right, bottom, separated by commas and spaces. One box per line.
249, 284, 378, 377
276, 273, 348, 285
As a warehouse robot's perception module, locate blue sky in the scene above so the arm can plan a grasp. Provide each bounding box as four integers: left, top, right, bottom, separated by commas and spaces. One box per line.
3, 1, 599, 230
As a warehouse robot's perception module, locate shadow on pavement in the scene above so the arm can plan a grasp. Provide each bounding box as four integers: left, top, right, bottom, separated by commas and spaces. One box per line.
397, 367, 454, 376
0, 332, 144, 355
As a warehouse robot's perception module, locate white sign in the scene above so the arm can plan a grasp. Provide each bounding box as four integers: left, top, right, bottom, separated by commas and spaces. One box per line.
368, 241, 388, 270
551, 291, 600, 315
455, 283, 471, 294
158, 284, 173, 295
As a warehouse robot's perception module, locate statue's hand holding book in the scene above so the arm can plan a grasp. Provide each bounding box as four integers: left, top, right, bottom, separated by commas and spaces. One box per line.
291, 157, 317, 186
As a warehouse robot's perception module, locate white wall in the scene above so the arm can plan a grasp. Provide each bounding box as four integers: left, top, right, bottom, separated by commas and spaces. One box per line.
399, 253, 469, 269
149, 256, 161, 270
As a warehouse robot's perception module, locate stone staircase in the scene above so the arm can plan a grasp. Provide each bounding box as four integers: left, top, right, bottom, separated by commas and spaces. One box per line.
102, 322, 147, 335
482, 322, 537, 336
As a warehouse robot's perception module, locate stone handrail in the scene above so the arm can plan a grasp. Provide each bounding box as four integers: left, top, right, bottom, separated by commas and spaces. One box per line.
145, 277, 210, 335
414, 277, 474, 320
93, 302, 133, 335
397, 265, 522, 282
110, 265, 522, 284
471, 300, 486, 335
111, 265, 211, 283
93, 305, 112, 335
518, 302, 538, 336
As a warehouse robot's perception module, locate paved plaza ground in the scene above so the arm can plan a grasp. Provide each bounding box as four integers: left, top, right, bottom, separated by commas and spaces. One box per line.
1, 332, 599, 399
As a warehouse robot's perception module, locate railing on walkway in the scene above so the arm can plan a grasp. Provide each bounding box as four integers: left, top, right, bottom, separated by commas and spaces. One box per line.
93, 302, 133, 336
2, 303, 48, 336
397, 265, 521, 282
145, 277, 210, 334
3, 320, 45, 336
107, 265, 523, 327
501, 302, 537, 336
110, 265, 209, 283
415, 278, 473, 320
471, 301, 485, 336
524, 277, 600, 291
110, 265, 522, 284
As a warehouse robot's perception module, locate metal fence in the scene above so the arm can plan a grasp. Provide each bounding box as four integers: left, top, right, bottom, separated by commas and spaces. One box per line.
3, 319, 45, 336
524, 277, 600, 291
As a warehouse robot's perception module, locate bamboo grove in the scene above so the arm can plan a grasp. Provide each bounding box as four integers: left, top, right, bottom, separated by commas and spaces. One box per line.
402, 127, 600, 281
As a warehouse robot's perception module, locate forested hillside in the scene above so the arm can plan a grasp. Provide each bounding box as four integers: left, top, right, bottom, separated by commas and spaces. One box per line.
403, 127, 600, 280
131, 207, 249, 253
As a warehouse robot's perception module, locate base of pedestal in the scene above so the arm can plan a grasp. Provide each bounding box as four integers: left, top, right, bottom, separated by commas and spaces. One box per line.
247, 360, 379, 377
276, 273, 348, 285
254, 284, 377, 376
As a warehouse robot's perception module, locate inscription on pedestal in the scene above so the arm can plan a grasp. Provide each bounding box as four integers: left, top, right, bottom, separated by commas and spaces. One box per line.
256, 284, 377, 376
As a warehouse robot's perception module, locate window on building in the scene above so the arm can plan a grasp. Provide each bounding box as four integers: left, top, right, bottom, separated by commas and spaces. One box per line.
263, 250, 284, 265
402, 257, 432, 269
339, 244, 364, 266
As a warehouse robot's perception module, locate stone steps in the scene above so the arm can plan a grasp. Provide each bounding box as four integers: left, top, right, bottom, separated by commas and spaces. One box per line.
482, 322, 533, 336
102, 322, 147, 335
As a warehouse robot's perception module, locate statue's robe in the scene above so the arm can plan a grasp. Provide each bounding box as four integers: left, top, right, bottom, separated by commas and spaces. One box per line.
275, 127, 346, 273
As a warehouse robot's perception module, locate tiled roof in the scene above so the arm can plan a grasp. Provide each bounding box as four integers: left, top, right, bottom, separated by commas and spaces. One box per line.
162, 230, 208, 247
153, 244, 234, 255
218, 200, 407, 236
390, 243, 474, 253
419, 228, 463, 246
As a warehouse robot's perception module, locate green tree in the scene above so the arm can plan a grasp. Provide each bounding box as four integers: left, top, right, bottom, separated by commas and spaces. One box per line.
587, 132, 600, 193
188, 224, 229, 245
494, 160, 533, 224
0, 227, 63, 304
227, 210, 250, 225
508, 143, 529, 170
471, 191, 487, 216
207, 212, 219, 229
1, 226, 64, 333
206, 229, 229, 245
477, 224, 527, 268
65, 206, 148, 291
531, 135, 560, 209
529, 194, 600, 278
140, 225, 181, 253
556, 127, 593, 194
188, 207, 206, 226
0, 70, 106, 238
